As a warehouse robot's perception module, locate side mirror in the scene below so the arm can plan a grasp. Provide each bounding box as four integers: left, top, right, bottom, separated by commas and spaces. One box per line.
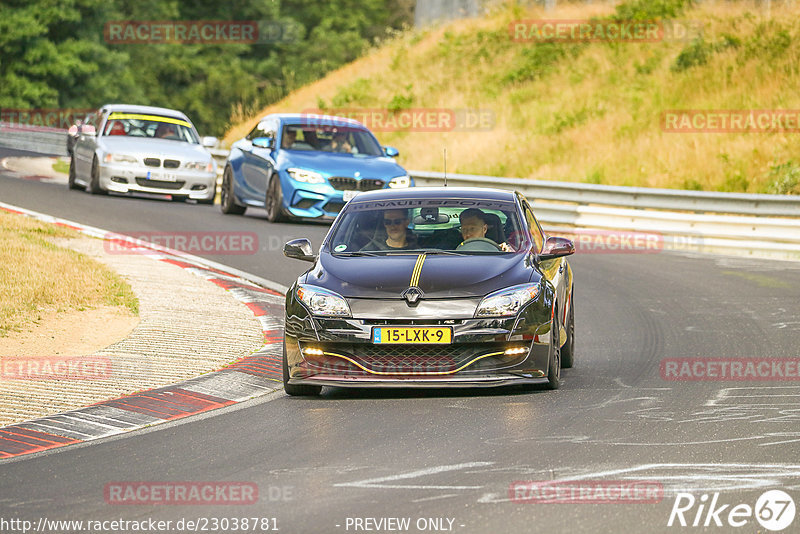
539, 236, 575, 260
284, 238, 316, 262
253, 136, 274, 149
384, 146, 399, 157
201, 136, 218, 148
82, 125, 96, 136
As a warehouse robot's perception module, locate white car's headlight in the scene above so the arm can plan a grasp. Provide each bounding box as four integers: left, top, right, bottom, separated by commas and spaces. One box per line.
475, 284, 540, 318
288, 168, 325, 184
389, 175, 411, 188
104, 154, 137, 164
186, 161, 214, 172
296, 284, 351, 317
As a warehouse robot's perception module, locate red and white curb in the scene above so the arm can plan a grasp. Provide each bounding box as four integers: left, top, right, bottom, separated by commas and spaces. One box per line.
0, 202, 287, 459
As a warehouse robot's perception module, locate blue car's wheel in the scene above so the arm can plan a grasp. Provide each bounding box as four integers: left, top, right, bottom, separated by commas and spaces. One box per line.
220, 166, 246, 215
265, 173, 288, 223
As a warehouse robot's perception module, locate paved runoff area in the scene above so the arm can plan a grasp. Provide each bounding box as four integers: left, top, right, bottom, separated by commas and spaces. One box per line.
0, 203, 286, 459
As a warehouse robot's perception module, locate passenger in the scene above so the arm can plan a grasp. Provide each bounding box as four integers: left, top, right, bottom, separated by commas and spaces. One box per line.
458, 208, 512, 251
361, 209, 419, 250
330, 130, 352, 153
281, 128, 297, 148
156, 123, 178, 139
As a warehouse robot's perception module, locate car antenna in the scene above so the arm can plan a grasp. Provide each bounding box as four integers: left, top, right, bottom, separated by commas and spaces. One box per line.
443, 148, 447, 187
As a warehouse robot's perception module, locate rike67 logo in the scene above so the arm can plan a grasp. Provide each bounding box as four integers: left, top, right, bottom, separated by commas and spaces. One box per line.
668, 490, 796, 531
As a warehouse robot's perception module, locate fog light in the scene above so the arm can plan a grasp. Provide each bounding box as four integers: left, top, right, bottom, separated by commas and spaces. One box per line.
504, 347, 527, 356
110, 176, 128, 183
190, 184, 207, 191
302, 347, 324, 356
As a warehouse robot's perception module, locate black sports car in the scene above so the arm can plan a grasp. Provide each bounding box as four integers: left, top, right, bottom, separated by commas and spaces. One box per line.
282, 186, 575, 395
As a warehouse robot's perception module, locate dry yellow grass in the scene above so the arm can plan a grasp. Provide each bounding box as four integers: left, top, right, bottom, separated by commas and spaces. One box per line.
0, 211, 138, 336
225, 0, 800, 194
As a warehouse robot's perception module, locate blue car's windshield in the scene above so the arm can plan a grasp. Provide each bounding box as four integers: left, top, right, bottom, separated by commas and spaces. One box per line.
327, 199, 531, 255
281, 124, 383, 156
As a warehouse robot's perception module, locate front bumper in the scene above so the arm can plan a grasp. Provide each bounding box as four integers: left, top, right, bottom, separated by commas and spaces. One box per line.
284, 295, 555, 388
99, 163, 216, 200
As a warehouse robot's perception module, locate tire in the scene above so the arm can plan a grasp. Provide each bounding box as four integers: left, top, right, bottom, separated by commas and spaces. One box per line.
86, 157, 107, 195
282, 341, 322, 397
561, 290, 575, 369
67, 157, 80, 190
265, 173, 288, 223
220, 166, 246, 215
197, 182, 216, 205
546, 306, 562, 390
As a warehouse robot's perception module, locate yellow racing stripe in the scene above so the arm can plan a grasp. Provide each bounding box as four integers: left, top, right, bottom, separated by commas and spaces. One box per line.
107, 113, 192, 128
409, 253, 426, 287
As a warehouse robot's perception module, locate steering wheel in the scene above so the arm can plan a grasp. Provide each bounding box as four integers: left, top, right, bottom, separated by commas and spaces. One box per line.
456, 237, 502, 252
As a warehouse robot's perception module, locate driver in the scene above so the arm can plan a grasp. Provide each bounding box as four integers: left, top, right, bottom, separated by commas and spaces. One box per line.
458, 208, 512, 251
361, 209, 418, 250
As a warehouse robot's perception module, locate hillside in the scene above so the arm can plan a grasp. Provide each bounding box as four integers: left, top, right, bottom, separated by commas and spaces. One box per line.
225, 0, 800, 194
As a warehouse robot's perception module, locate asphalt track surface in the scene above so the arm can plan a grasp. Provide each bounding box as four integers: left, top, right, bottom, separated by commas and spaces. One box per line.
2, 146, 800, 533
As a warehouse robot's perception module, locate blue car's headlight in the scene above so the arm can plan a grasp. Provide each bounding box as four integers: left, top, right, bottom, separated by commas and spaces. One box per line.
297, 284, 351, 317
389, 175, 411, 188
475, 284, 540, 317
288, 168, 325, 184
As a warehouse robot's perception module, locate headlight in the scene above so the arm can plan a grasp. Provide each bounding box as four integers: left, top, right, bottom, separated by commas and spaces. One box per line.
288, 168, 325, 184
389, 175, 411, 188
104, 154, 137, 164
186, 161, 214, 172
296, 284, 351, 317
475, 284, 540, 318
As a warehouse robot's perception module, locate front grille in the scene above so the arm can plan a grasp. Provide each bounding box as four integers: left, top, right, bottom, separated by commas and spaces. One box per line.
328, 177, 386, 191
143, 158, 161, 167
306, 342, 522, 375
359, 179, 385, 191
329, 177, 355, 191
163, 159, 180, 169
135, 178, 186, 190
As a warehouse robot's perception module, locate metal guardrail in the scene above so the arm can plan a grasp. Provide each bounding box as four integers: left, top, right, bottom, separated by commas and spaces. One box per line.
4, 135, 799, 259
0, 126, 68, 156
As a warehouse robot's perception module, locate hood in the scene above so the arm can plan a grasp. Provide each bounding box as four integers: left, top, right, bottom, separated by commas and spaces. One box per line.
304, 253, 533, 299
277, 151, 405, 180
99, 137, 212, 161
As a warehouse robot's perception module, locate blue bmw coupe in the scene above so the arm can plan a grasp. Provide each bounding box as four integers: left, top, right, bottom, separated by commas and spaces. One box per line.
220, 114, 412, 222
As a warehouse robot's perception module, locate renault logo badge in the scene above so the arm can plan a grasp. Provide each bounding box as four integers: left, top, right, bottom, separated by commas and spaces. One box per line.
401, 287, 423, 306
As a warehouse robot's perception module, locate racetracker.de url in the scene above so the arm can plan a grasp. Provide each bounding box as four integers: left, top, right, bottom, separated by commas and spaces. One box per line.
0, 517, 280, 533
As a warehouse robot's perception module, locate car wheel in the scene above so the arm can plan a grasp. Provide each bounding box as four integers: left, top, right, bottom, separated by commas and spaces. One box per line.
220, 166, 246, 215
86, 157, 107, 195
197, 182, 216, 204
546, 306, 562, 390
67, 157, 80, 190
265, 173, 288, 223
561, 290, 575, 369
282, 341, 322, 397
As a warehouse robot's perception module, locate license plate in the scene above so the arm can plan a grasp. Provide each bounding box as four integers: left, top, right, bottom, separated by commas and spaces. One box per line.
147, 171, 177, 182
343, 190, 358, 201
372, 327, 452, 344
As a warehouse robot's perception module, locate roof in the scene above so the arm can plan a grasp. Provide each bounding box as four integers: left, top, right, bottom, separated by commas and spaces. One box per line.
350, 186, 517, 203
100, 104, 191, 121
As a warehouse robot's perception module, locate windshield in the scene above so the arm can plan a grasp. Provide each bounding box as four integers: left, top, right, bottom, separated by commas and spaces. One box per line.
102, 112, 199, 143
326, 198, 530, 254
281, 124, 383, 156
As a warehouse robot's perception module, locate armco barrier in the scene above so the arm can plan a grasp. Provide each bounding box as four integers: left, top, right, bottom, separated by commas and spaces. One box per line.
4, 132, 800, 259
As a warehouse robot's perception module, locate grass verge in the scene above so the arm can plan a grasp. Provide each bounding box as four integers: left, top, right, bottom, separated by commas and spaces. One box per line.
0, 210, 138, 337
